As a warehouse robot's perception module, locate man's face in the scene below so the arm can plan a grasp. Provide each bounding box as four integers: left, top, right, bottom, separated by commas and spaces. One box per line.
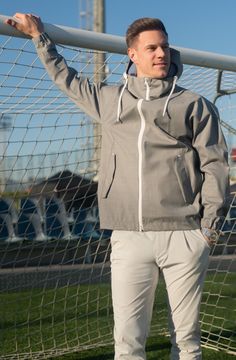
128, 30, 171, 78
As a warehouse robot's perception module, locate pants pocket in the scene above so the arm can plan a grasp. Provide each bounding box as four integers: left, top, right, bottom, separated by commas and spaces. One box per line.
195, 229, 211, 249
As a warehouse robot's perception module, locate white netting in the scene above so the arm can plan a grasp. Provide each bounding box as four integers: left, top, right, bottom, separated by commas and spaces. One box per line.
0, 32, 235, 360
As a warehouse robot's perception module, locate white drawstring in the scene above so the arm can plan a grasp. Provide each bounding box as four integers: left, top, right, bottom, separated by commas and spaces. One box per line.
116, 72, 128, 122
117, 73, 177, 121
162, 76, 177, 116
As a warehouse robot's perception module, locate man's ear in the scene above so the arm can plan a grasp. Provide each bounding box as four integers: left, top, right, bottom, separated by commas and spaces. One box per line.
128, 48, 138, 64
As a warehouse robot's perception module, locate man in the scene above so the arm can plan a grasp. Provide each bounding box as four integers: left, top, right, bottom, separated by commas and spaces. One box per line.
5, 14, 229, 359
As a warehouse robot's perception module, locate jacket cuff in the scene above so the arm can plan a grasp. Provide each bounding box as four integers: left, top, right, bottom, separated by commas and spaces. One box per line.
201, 216, 225, 231
32, 32, 53, 48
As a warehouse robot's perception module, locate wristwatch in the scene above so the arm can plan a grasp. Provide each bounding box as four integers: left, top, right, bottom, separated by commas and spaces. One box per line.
201, 228, 219, 242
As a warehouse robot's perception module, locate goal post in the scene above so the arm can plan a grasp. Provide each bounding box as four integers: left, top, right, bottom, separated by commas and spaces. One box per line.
0, 14, 235, 359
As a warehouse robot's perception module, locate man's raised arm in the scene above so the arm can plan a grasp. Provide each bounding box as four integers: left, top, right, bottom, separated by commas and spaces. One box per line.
5, 12, 107, 123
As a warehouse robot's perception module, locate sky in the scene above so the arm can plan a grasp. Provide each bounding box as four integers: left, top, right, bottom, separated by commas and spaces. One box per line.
0, 0, 236, 57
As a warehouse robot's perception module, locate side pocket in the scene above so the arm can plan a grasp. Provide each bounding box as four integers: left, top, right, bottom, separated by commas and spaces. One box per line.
101, 153, 116, 199
175, 154, 194, 204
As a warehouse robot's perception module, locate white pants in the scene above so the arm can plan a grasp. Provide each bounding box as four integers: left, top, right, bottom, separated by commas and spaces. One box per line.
110, 230, 210, 360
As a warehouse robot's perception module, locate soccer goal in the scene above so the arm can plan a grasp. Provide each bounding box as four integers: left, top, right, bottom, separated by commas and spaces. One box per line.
0, 15, 235, 359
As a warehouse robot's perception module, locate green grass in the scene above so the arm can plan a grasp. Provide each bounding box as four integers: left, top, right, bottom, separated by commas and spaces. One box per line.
0, 273, 235, 359
52, 336, 236, 359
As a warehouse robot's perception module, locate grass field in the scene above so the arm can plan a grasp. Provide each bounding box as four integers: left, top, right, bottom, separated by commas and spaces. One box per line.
0, 273, 235, 359
54, 337, 236, 359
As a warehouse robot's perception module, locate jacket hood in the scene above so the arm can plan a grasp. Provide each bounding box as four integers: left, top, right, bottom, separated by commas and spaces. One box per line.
116, 48, 182, 121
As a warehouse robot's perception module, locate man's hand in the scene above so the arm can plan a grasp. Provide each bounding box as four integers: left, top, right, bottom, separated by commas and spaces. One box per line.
4, 13, 44, 38
201, 228, 219, 247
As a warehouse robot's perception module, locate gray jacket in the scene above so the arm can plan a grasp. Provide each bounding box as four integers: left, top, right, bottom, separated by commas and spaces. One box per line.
33, 33, 230, 231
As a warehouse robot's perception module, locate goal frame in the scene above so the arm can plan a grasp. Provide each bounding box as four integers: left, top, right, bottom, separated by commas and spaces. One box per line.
0, 13, 235, 360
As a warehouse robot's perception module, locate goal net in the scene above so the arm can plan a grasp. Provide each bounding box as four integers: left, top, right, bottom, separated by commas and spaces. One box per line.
0, 17, 235, 359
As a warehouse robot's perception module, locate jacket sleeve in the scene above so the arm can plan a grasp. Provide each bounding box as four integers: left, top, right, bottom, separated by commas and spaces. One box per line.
32, 32, 103, 122
192, 97, 230, 230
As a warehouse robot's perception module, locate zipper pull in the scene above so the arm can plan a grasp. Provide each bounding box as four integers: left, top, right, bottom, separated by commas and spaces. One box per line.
139, 224, 144, 232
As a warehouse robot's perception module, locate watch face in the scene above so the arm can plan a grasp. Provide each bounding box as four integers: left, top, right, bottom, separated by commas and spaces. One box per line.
209, 232, 218, 241
202, 228, 218, 241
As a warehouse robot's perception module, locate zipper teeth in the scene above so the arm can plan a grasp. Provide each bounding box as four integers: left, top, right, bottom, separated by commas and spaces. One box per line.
137, 99, 145, 231
144, 78, 150, 100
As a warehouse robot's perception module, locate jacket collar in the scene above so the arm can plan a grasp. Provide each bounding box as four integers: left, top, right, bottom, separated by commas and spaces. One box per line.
126, 75, 174, 100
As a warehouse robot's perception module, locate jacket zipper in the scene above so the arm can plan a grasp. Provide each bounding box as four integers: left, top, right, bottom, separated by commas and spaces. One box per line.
137, 99, 145, 231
